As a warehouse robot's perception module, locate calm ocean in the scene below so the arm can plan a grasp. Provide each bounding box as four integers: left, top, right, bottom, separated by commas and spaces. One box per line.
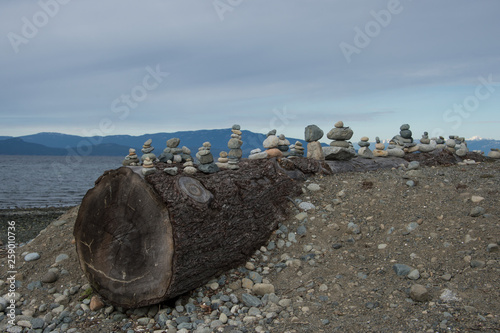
0, 155, 123, 209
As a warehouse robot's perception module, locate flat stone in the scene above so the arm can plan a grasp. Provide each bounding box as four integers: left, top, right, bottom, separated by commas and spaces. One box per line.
198, 163, 219, 174
471, 196, 484, 203
24, 253, 40, 262
164, 167, 178, 176
248, 152, 268, 160
41, 271, 58, 283
323, 146, 356, 161
241, 293, 262, 307
166, 138, 180, 148
487, 243, 499, 252
393, 264, 412, 276
196, 152, 214, 164
330, 140, 351, 148
307, 183, 321, 191
228, 138, 243, 149
304, 124, 324, 142
252, 283, 275, 296
266, 148, 283, 158
263, 135, 279, 149
183, 166, 197, 174
410, 284, 430, 302
470, 260, 485, 268
357, 147, 373, 159
55, 253, 69, 263
408, 269, 420, 280
327, 127, 353, 141
299, 202, 315, 211
470, 206, 485, 217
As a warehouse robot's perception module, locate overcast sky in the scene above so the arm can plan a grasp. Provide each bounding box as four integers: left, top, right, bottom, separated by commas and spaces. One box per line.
1, 0, 499, 142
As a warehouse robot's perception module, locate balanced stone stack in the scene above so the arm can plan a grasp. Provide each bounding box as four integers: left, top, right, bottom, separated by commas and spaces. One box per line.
386, 139, 405, 157
122, 148, 141, 166
435, 136, 446, 150
227, 124, 243, 169
216, 151, 230, 169
277, 134, 291, 157
391, 124, 416, 153
289, 141, 305, 157
263, 129, 283, 158
488, 148, 500, 159
305, 125, 324, 160
418, 131, 437, 153
357, 136, 374, 158
196, 142, 219, 174
159, 138, 192, 163
454, 137, 469, 157
373, 137, 388, 157
323, 121, 356, 161
141, 156, 156, 176
141, 139, 157, 163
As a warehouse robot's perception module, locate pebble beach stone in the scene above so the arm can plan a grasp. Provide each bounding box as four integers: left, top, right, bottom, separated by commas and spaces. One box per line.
410, 284, 430, 302
24, 252, 40, 262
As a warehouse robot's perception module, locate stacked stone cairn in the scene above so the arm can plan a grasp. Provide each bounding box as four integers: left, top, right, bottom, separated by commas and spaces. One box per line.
262, 129, 283, 158
122, 148, 140, 166
305, 125, 324, 160
277, 134, 291, 157
141, 139, 157, 163
445, 135, 469, 156
216, 151, 230, 169
391, 124, 417, 153
323, 121, 356, 161
159, 138, 192, 163
418, 131, 437, 153
227, 124, 243, 169
435, 136, 446, 150
141, 156, 156, 176
386, 139, 405, 157
357, 136, 374, 158
288, 141, 304, 157
248, 147, 267, 160
373, 137, 388, 157
196, 142, 219, 174
488, 148, 500, 159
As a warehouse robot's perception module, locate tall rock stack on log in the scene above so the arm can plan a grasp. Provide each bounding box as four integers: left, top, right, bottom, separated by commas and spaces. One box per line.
357, 136, 374, 158
74, 157, 309, 308
277, 134, 291, 157
141, 156, 156, 176
227, 125, 243, 170
373, 137, 388, 157
323, 121, 356, 161
122, 148, 141, 166
418, 131, 437, 153
196, 142, 219, 174
141, 139, 157, 163
305, 124, 325, 160
289, 141, 305, 158
488, 148, 500, 159
263, 130, 283, 158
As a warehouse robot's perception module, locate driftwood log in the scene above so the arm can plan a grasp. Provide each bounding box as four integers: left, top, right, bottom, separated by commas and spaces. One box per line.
74, 158, 328, 308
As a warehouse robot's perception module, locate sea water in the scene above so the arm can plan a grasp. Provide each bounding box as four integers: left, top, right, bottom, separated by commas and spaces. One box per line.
0, 155, 122, 209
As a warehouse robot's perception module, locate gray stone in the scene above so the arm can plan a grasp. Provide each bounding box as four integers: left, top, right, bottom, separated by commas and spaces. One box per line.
408, 269, 420, 280
400, 129, 412, 139
323, 146, 356, 161
357, 147, 373, 159
241, 293, 262, 307
330, 140, 351, 148
248, 271, 263, 283
358, 141, 370, 147
248, 152, 268, 160
263, 135, 279, 149
327, 127, 353, 141
407, 222, 419, 232
166, 138, 180, 148
196, 152, 214, 164
158, 152, 174, 162
30, 317, 45, 329
228, 138, 243, 149
307, 141, 324, 160
296, 225, 307, 236
406, 180, 416, 187
410, 284, 430, 302
24, 252, 40, 262
41, 271, 58, 283
228, 148, 243, 159
407, 161, 420, 170
400, 124, 410, 130
27, 280, 42, 290
386, 148, 405, 157
0, 297, 8, 312
487, 243, 499, 252
198, 163, 219, 174
393, 264, 412, 276
470, 260, 485, 268
304, 125, 324, 142
347, 222, 360, 234
232, 124, 241, 130
163, 167, 178, 176
55, 253, 69, 263
470, 206, 485, 217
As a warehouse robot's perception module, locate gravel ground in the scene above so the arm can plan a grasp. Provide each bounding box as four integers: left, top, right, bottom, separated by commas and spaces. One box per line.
0, 158, 499, 333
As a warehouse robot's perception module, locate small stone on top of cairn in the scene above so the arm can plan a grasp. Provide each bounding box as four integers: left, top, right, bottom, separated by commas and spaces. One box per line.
305, 124, 324, 160
141, 139, 157, 163
123, 148, 140, 166
323, 121, 356, 161
196, 142, 219, 174
289, 141, 305, 157
159, 138, 192, 163
418, 131, 437, 153
357, 136, 374, 159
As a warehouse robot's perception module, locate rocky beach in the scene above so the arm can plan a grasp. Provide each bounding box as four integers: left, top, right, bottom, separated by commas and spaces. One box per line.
0, 152, 498, 333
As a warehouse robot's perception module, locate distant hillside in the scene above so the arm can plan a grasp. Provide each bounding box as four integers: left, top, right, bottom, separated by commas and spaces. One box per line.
465, 139, 500, 153
0, 136, 12, 141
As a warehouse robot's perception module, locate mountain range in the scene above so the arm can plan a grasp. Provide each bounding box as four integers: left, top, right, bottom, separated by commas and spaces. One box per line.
0, 131, 498, 157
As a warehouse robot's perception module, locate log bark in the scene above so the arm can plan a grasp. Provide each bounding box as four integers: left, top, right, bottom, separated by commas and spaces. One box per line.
74, 158, 306, 308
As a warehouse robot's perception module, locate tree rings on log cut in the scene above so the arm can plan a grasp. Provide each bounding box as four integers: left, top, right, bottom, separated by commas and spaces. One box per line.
178, 176, 213, 203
